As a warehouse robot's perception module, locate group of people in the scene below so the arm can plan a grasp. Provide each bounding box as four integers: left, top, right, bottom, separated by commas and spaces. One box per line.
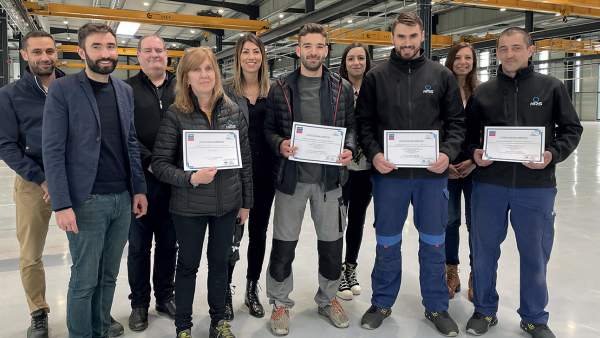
0, 11, 582, 338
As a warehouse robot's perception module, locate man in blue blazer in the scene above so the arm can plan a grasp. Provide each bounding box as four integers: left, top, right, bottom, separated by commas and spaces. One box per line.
42, 23, 148, 338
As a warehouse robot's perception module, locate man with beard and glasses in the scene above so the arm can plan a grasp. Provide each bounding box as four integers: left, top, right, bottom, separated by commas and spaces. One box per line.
124, 34, 177, 331
42, 23, 148, 338
263, 23, 356, 335
0, 30, 65, 338
354, 13, 465, 335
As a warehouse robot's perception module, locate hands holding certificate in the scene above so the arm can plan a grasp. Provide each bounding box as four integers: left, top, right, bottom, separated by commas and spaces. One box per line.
476, 127, 552, 169
474, 149, 552, 169
284, 123, 351, 166
280, 139, 353, 165
373, 152, 449, 174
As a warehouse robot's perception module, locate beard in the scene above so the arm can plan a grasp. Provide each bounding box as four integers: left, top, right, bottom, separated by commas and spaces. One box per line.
301, 53, 325, 72
29, 60, 55, 76
85, 51, 118, 75
395, 45, 420, 61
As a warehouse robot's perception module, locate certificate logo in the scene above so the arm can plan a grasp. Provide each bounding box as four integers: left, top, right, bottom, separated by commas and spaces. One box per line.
187, 134, 194, 141
389, 134, 394, 140
530, 130, 541, 136
489, 131, 496, 136
297, 127, 303, 134
334, 130, 342, 136
530, 97, 543, 106
423, 85, 434, 94
226, 133, 235, 140
425, 133, 435, 139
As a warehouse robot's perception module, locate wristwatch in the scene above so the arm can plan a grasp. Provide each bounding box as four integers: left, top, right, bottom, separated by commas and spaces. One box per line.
190, 172, 199, 188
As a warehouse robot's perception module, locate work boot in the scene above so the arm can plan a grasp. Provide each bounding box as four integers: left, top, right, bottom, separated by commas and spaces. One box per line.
209, 320, 236, 338
27, 309, 48, 338
336, 264, 353, 300
128, 307, 149, 331
468, 269, 474, 302
345, 263, 361, 295
244, 279, 264, 318
109, 316, 124, 337
360, 305, 391, 330
466, 312, 498, 335
270, 304, 290, 336
176, 329, 191, 338
520, 321, 556, 338
156, 299, 176, 319
424, 310, 459, 336
446, 264, 461, 299
224, 284, 234, 321
318, 299, 349, 328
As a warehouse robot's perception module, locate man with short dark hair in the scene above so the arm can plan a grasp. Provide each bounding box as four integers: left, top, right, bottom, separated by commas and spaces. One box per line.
263, 22, 357, 335
42, 23, 148, 338
124, 34, 178, 331
0, 29, 64, 338
464, 27, 582, 338
355, 12, 465, 335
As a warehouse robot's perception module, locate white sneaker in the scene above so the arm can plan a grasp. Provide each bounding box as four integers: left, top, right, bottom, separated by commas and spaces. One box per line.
270, 305, 290, 336
336, 264, 353, 300
318, 299, 349, 328
345, 263, 361, 295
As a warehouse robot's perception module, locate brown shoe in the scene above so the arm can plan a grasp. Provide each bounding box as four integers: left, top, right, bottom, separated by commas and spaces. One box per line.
446, 264, 461, 299
468, 269, 474, 302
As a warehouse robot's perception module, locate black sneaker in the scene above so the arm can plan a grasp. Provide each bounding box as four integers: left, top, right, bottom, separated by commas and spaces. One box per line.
109, 316, 124, 337
361, 305, 392, 330
424, 310, 459, 337
224, 285, 235, 321
345, 263, 361, 295
520, 321, 556, 338
210, 320, 236, 338
176, 329, 192, 338
27, 309, 48, 338
336, 265, 353, 300
466, 312, 498, 335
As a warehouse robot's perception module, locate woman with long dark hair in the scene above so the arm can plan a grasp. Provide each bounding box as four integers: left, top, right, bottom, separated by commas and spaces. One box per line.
444, 42, 481, 302
222, 33, 274, 320
336, 42, 372, 301
152, 47, 253, 338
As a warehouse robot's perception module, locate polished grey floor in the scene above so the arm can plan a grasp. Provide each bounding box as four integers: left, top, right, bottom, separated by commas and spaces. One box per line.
1, 122, 599, 338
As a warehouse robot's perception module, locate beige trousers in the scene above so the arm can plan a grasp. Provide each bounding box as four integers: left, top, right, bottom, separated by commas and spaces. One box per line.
13, 174, 53, 314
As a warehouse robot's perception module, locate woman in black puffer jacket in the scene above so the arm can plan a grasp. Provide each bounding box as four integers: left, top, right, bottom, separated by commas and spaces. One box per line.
152, 47, 253, 338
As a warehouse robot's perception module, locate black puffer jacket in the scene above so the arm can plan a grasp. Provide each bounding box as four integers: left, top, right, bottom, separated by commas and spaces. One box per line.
263, 66, 357, 195
152, 94, 253, 217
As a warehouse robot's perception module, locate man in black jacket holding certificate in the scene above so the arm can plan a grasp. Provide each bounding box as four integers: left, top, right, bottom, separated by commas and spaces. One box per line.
463, 27, 583, 338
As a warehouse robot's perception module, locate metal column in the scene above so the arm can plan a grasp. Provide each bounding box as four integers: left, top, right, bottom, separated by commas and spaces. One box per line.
17, 33, 26, 79
418, 0, 432, 59
525, 11, 534, 32
565, 53, 574, 100
269, 59, 274, 78
368, 45, 374, 60
305, 0, 315, 14
1, 12, 9, 87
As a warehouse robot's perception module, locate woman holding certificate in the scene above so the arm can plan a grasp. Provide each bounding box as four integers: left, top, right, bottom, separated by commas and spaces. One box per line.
152, 47, 253, 338
222, 33, 275, 321
443, 42, 480, 302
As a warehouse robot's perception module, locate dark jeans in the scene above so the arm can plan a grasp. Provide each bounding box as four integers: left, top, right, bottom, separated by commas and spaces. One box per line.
66, 191, 131, 338
228, 172, 275, 283
445, 173, 473, 266
172, 210, 238, 333
127, 174, 177, 308
341, 170, 373, 265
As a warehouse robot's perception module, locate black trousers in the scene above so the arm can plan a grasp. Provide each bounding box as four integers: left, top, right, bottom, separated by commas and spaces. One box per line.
228, 172, 275, 283
172, 210, 238, 332
127, 174, 177, 308
341, 170, 373, 265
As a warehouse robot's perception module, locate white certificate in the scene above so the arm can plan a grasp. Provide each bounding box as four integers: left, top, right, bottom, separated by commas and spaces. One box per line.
384, 130, 439, 168
289, 122, 346, 166
482, 126, 545, 163
183, 130, 243, 170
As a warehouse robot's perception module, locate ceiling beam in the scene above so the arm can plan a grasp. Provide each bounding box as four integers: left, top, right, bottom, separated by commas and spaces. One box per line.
448, 0, 600, 19
164, 0, 260, 19
50, 27, 201, 46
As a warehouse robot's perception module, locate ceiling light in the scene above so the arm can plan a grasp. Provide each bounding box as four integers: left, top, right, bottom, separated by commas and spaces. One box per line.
143, 2, 149, 5
190, 30, 195, 33
218, 9, 224, 13
278, 58, 281, 61
500, 8, 506, 11
122, 40, 126, 43
172, 43, 177, 47
63, 20, 68, 24
556, 13, 561, 16
67, 36, 71, 40
431, 1, 435, 4
348, 19, 352, 23
279, 14, 284, 18
116, 21, 142, 36
240, 33, 244, 36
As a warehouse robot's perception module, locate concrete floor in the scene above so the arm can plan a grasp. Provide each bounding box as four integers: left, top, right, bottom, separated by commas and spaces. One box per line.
1, 122, 598, 338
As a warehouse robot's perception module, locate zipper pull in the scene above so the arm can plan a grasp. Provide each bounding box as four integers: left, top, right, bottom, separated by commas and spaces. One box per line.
324, 192, 327, 202
515, 80, 518, 92
160, 100, 162, 109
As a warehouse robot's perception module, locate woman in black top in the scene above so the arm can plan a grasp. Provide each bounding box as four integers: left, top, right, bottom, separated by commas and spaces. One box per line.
152, 47, 253, 338
223, 33, 274, 320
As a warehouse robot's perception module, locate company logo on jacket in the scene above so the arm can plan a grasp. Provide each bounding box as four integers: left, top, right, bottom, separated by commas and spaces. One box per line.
423, 85, 434, 94
530, 97, 542, 106
225, 119, 237, 129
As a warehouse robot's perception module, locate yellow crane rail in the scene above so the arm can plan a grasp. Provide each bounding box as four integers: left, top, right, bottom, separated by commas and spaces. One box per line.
57, 45, 186, 57
56, 62, 175, 71
24, 2, 270, 31
446, 0, 600, 19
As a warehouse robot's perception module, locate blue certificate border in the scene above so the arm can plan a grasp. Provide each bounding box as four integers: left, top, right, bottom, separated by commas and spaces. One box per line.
184, 131, 242, 170
483, 127, 544, 163
384, 130, 439, 167
290, 123, 345, 165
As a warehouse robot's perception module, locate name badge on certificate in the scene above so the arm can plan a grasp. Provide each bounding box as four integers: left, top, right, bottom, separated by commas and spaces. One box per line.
289, 122, 346, 166
482, 126, 545, 163
384, 130, 439, 168
183, 130, 243, 170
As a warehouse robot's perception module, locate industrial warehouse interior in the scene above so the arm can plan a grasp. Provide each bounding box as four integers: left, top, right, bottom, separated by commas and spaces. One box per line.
0, 0, 599, 337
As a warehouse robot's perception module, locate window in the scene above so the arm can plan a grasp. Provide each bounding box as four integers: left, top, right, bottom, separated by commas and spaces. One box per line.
575, 53, 581, 93
539, 51, 549, 75
479, 51, 490, 82
439, 57, 446, 65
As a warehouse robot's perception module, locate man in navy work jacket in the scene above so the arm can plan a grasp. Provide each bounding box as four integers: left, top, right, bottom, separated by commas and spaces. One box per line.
42, 23, 148, 338
464, 27, 583, 338
0, 30, 65, 338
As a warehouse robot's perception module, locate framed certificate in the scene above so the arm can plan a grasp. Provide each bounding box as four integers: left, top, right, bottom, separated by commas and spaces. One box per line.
289, 122, 346, 166
384, 130, 439, 168
183, 130, 243, 170
482, 126, 545, 163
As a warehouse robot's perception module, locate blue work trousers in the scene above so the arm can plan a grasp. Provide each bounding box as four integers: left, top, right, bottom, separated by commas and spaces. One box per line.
471, 182, 556, 324
370, 177, 449, 312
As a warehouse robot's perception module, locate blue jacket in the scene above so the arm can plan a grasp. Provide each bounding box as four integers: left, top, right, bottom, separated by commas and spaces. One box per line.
0, 67, 66, 185
42, 69, 147, 211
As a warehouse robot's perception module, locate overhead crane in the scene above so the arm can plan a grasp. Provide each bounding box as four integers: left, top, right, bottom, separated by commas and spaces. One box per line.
23, 2, 270, 32
56, 45, 186, 58
443, 0, 600, 19
55, 62, 175, 72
